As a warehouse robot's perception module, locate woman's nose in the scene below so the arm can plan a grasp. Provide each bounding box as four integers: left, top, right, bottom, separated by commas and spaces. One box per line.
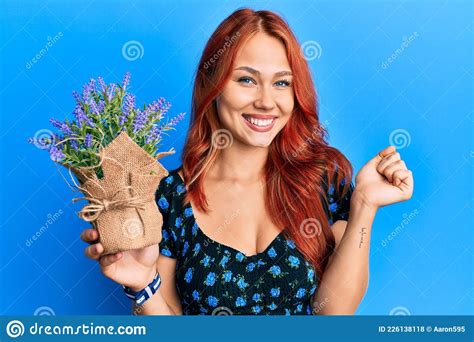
253, 86, 275, 110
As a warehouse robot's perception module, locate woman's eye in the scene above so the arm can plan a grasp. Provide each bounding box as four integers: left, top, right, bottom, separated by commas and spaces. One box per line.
238, 77, 255, 85
274, 79, 291, 87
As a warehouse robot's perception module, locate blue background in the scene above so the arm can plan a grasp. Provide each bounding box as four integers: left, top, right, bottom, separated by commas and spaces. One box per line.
0, 0, 472, 316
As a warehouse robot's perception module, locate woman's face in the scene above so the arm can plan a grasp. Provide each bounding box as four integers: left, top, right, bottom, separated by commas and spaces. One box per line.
216, 32, 295, 148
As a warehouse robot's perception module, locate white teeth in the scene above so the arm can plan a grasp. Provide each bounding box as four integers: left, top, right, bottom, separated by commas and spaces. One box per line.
245, 116, 274, 127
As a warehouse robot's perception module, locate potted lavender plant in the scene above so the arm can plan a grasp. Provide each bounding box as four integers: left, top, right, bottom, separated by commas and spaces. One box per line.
29, 72, 185, 255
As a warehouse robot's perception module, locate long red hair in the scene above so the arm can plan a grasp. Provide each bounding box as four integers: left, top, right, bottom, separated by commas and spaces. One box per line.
181, 8, 353, 283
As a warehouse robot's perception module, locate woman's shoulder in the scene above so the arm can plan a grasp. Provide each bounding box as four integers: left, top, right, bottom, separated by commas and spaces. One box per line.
156, 166, 186, 212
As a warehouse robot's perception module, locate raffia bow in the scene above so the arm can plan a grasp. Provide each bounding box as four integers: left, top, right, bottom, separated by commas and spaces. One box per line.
72, 186, 149, 222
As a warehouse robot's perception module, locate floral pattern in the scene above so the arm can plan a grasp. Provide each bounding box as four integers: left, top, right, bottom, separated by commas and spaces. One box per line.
156, 168, 353, 315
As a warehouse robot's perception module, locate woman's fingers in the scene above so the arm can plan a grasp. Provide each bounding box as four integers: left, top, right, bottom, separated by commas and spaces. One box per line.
80, 228, 99, 244
84, 243, 104, 260
393, 169, 409, 187
99, 252, 123, 268
392, 169, 414, 199
377, 152, 400, 174
382, 160, 407, 183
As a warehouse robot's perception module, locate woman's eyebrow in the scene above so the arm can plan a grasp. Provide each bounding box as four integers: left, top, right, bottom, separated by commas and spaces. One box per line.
234, 66, 292, 77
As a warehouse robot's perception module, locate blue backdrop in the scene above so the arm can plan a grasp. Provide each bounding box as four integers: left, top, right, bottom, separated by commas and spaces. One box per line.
0, 0, 472, 316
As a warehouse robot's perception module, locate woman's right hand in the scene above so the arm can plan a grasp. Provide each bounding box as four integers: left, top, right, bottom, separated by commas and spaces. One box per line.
80, 228, 160, 291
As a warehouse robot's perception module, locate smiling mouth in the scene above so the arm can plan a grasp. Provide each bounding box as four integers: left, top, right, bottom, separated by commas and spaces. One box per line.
242, 114, 276, 128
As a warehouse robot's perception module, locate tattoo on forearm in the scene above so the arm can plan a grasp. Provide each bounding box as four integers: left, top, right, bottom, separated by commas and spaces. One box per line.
358, 227, 367, 248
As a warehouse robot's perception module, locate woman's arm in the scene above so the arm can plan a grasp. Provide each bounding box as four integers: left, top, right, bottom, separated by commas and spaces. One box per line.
132, 256, 183, 315
311, 192, 377, 315
313, 145, 413, 315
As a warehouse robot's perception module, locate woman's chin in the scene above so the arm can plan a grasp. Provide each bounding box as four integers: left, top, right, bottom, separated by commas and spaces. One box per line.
244, 136, 274, 148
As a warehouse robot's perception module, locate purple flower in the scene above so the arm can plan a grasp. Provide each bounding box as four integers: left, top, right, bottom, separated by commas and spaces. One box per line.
168, 112, 186, 128
122, 72, 131, 91
144, 97, 171, 118
27, 137, 52, 150
88, 99, 100, 116
146, 125, 159, 144
73, 105, 94, 128
97, 100, 105, 113
107, 84, 116, 102
132, 109, 149, 134
120, 94, 135, 126
155, 126, 164, 141
49, 146, 65, 162
72, 90, 82, 105
70, 140, 79, 150
85, 133, 93, 148
49, 118, 73, 136
157, 97, 171, 113
97, 76, 107, 93
82, 79, 96, 103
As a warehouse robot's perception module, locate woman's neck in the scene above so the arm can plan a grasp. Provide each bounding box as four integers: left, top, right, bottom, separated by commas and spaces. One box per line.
208, 140, 269, 184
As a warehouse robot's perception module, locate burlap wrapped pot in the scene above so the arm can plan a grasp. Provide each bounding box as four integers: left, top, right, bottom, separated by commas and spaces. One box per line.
67, 131, 174, 255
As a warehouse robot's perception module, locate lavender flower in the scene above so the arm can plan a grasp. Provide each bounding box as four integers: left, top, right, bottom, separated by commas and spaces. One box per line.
85, 133, 93, 148
49, 118, 63, 130
156, 97, 171, 114
30, 72, 185, 172
73, 105, 94, 128
27, 137, 52, 150
49, 146, 65, 162
97, 76, 107, 93
151, 112, 185, 142
107, 84, 116, 102
97, 100, 105, 113
155, 126, 164, 142
122, 72, 131, 92
49, 118, 73, 136
132, 109, 149, 134
120, 94, 135, 126
70, 139, 79, 150
72, 90, 82, 105
82, 79, 96, 103
167, 112, 186, 128
146, 125, 159, 144
88, 99, 100, 116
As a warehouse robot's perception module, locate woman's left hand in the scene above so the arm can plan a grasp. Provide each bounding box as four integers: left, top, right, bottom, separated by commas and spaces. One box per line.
353, 145, 414, 209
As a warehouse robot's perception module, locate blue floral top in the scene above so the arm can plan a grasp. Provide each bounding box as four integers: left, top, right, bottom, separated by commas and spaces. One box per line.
155, 168, 353, 315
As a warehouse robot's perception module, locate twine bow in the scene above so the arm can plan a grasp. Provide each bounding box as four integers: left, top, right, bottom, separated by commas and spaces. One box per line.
72, 187, 149, 222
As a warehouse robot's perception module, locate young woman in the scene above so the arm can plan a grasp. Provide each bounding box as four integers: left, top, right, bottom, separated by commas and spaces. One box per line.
80, 8, 413, 315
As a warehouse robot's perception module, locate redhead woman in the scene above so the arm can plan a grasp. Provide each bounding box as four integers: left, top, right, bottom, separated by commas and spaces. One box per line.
80, 8, 413, 315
